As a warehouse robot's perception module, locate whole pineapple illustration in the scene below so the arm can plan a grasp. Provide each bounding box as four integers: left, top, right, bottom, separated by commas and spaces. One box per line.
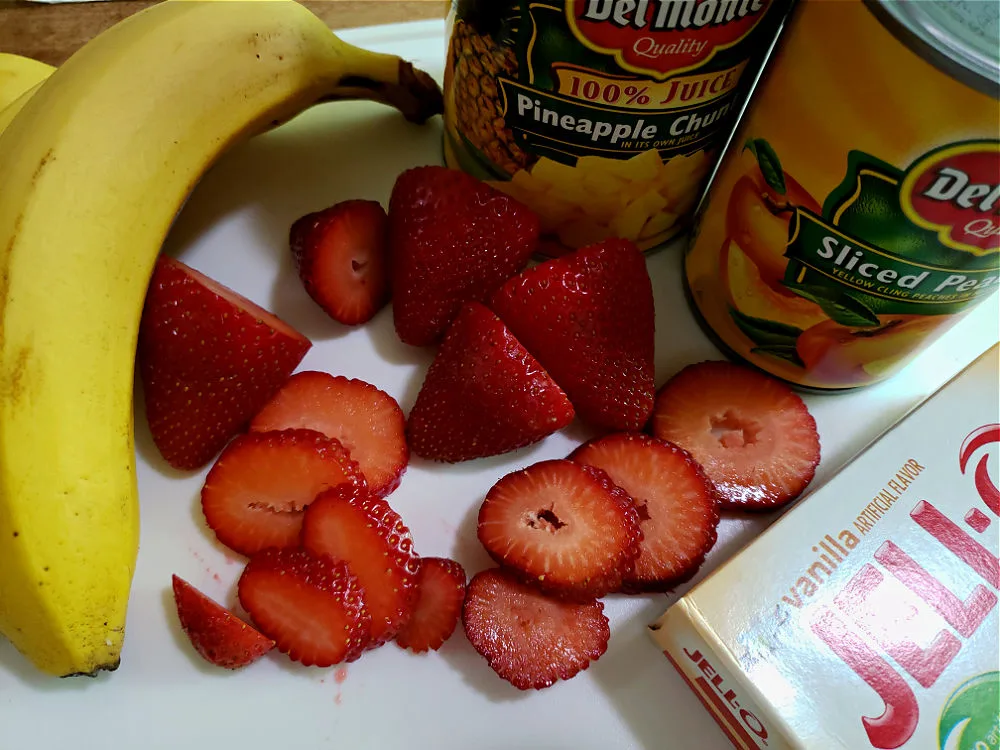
446, 1, 530, 175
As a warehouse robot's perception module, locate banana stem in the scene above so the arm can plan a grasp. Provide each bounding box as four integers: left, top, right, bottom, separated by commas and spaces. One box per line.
329, 60, 443, 124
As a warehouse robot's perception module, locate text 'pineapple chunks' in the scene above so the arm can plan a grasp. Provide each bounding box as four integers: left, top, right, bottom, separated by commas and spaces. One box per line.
489, 149, 710, 250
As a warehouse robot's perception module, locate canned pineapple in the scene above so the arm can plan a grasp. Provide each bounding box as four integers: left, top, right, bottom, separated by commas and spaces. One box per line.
685, 0, 1000, 390
443, 0, 789, 255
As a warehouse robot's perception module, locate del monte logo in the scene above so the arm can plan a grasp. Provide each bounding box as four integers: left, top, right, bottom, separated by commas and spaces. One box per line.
900, 140, 1000, 256
568, 0, 771, 79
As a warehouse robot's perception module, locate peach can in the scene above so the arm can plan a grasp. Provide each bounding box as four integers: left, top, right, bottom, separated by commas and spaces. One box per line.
684, 0, 1000, 390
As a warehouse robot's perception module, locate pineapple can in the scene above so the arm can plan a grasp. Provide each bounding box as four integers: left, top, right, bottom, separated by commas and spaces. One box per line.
442, 0, 789, 255
684, 0, 1000, 391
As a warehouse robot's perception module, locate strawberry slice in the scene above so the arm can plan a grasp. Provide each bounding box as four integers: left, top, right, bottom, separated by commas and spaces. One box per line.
388, 166, 540, 346
651, 361, 821, 511
394, 557, 467, 653
238, 547, 371, 667
490, 238, 655, 431
171, 575, 274, 669
250, 371, 408, 496
201, 429, 365, 556
462, 568, 609, 690
477, 459, 641, 600
290, 200, 390, 326
570, 433, 719, 592
407, 302, 574, 462
302, 484, 421, 648
138, 255, 311, 470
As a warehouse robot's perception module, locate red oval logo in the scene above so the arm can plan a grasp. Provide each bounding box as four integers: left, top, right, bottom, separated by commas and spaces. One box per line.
567, 0, 772, 79
900, 141, 1000, 256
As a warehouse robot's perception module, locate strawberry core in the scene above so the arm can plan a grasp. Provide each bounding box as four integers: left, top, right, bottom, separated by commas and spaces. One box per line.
526, 508, 566, 532
710, 412, 760, 448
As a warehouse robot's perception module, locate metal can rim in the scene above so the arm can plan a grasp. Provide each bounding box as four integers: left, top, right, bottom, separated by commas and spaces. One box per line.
864, 0, 1000, 99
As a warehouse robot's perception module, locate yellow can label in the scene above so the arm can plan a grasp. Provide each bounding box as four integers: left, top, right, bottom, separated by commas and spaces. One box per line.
685, 0, 999, 390
443, 0, 785, 255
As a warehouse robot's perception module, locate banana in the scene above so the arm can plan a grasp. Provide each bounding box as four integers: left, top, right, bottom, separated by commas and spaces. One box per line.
0, 0, 442, 677
0, 53, 54, 111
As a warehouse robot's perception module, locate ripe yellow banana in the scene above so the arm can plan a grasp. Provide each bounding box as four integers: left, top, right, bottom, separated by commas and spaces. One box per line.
0, 53, 54, 111
0, 0, 441, 677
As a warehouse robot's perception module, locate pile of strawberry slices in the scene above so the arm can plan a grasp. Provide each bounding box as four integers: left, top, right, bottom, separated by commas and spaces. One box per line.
138, 165, 821, 688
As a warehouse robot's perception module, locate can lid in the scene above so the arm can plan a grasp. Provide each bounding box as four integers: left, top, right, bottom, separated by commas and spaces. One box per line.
867, 0, 1000, 98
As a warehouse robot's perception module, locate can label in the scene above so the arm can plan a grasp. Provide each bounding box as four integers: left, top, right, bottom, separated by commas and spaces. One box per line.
443, 0, 784, 254
684, 0, 1000, 390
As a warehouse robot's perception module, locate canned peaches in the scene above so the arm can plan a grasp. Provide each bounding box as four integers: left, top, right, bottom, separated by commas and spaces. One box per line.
684, 0, 1000, 390
442, 0, 788, 255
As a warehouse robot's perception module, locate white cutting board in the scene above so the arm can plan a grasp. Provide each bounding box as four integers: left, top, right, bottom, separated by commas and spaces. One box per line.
1, 20, 997, 750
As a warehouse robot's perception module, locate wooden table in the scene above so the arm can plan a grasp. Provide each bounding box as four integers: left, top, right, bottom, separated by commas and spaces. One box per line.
0, 0, 449, 66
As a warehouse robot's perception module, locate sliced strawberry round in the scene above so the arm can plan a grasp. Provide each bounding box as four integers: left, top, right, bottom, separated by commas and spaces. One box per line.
462, 568, 609, 690
407, 302, 575, 463
238, 547, 371, 667
302, 484, 421, 648
477, 459, 642, 600
651, 361, 821, 511
290, 200, 390, 326
201, 429, 365, 556
250, 371, 408, 496
138, 255, 311, 471
570, 433, 719, 592
394, 557, 467, 653
172, 575, 274, 669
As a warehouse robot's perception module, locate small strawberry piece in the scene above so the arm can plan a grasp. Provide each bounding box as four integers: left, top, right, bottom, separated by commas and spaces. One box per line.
290, 200, 390, 326
201, 429, 365, 556
407, 302, 574, 462
238, 547, 372, 667
138, 255, 311, 470
171, 575, 274, 669
302, 484, 420, 648
570, 433, 719, 592
462, 568, 609, 690
394, 557, 467, 653
651, 361, 821, 511
490, 238, 655, 431
477, 459, 641, 600
389, 166, 540, 346
250, 371, 408, 496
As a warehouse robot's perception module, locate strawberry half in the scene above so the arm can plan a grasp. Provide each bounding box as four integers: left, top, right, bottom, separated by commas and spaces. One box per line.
138, 255, 311, 470
290, 200, 390, 326
462, 568, 609, 690
388, 166, 540, 346
651, 361, 821, 511
490, 238, 655, 431
171, 575, 274, 669
250, 371, 408, 496
302, 484, 421, 648
407, 302, 574, 462
570, 433, 719, 592
238, 547, 372, 667
394, 557, 467, 653
201, 429, 365, 556
477, 459, 642, 600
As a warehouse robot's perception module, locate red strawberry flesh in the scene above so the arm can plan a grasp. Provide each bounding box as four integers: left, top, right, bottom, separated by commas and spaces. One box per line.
477, 459, 642, 600
394, 557, 467, 653
490, 238, 654, 431
462, 568, 609, 690
251, 371, 408, 496
570, 433, 719, 591
290, 200, 390, 326
138, 255, 310, 470
302, 484, 420, 648
651, 360, 821, 510
407, 302, 574, 462
171, 575, 274, 669
238, 547, 372, 667
389, 166, 540, 346
201, 428, 365, 557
